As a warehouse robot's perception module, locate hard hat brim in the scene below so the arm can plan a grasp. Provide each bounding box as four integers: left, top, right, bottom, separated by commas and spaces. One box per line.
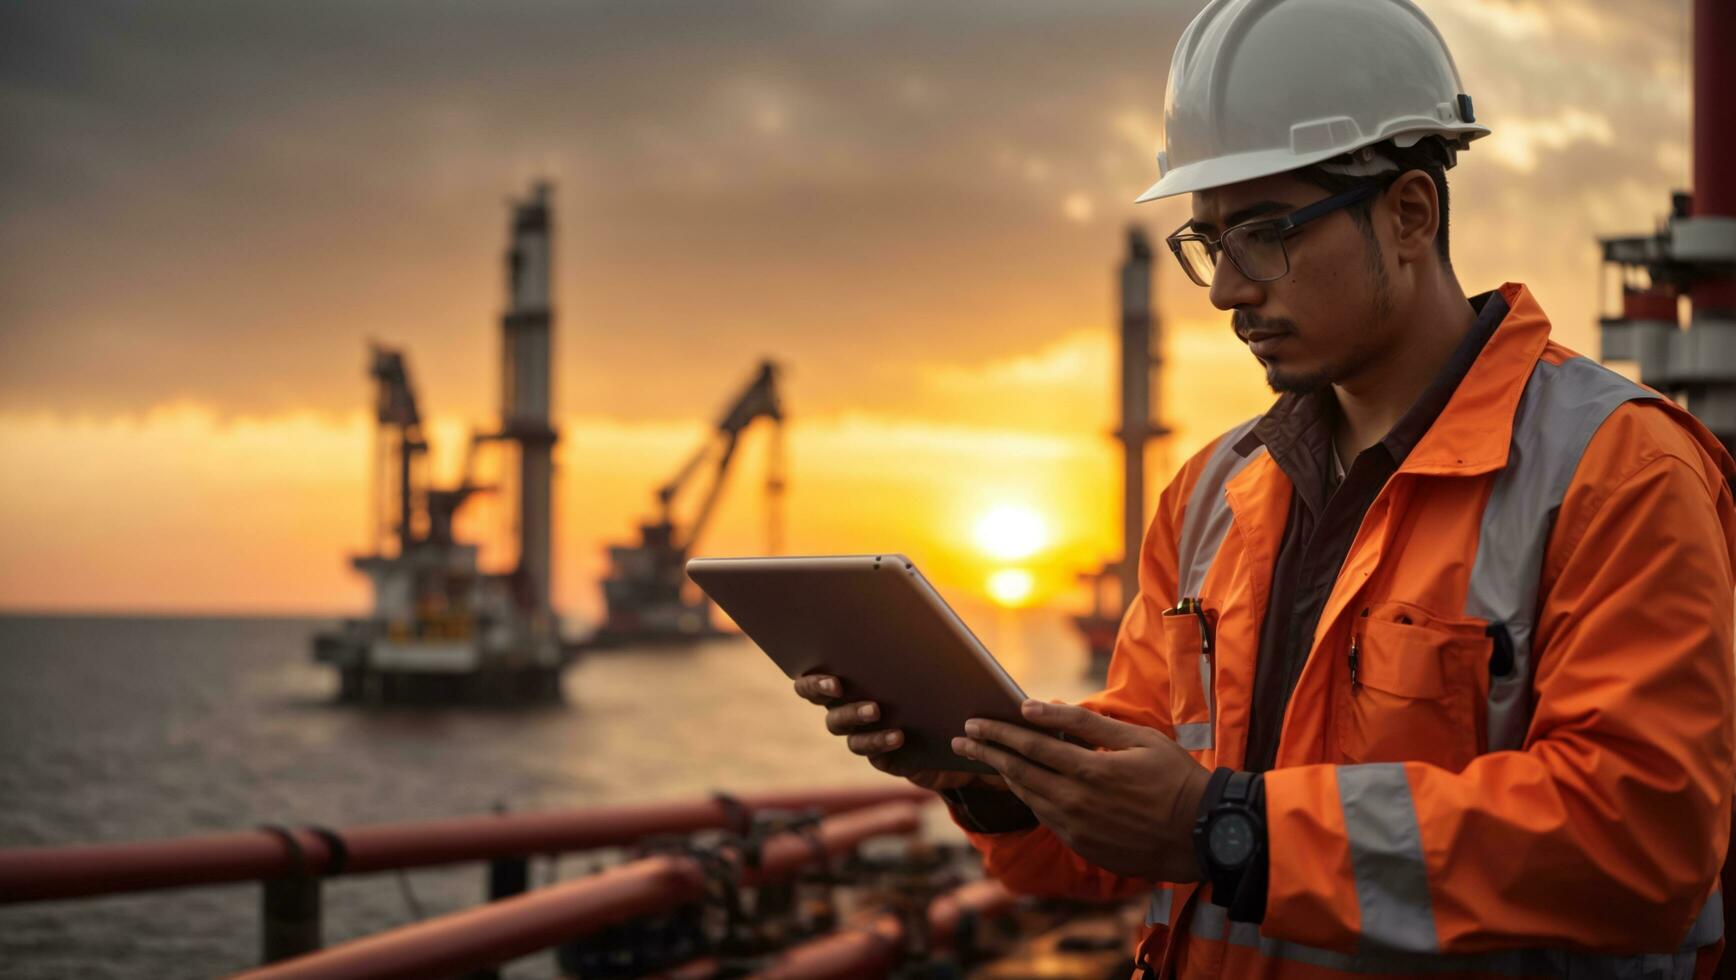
1134, 124, 1490, 203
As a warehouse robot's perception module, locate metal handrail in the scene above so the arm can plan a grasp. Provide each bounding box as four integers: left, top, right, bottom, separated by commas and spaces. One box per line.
229, 801, 924, 980
0, 783, 932, 904
740, 879, 1018, 979
748, 912, 906, 980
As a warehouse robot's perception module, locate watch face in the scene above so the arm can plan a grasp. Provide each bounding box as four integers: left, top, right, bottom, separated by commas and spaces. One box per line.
1208, 812, 1256, 868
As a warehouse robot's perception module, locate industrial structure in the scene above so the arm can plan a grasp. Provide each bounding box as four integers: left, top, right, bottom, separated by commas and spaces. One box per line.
0, 784, 1144, 978
591, 360, 787, 646
313, 182, 575, 703
1596, 0, 1735, 452
1074, 228, 1171, 680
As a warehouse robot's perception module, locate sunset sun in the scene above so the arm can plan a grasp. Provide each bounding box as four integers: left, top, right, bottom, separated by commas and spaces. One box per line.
972, 504, 1049, 562
986, 568, 1035, 607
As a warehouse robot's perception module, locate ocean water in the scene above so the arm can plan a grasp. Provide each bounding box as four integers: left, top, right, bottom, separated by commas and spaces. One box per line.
0, 609, 1095, 978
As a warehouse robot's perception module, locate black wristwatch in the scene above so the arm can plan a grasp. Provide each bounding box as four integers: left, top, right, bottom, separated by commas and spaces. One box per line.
1192, 768, 1266, 901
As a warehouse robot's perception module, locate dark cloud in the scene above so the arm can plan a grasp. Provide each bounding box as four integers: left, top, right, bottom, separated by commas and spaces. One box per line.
0, 0, 1693, 421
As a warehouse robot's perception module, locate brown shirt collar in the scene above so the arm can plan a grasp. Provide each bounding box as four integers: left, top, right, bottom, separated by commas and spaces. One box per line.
1231, 290, 1509, 509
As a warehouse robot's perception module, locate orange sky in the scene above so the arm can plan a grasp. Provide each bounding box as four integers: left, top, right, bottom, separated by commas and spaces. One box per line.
0, 319, 1274, 622
0, 0, 1696, 621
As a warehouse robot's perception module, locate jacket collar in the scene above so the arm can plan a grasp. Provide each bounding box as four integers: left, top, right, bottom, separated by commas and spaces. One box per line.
1400, 281, 1551, 476
1227, 281, 1550, 493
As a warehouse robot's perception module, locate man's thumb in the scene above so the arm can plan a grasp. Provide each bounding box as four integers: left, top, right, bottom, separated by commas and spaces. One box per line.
1022, 700, 1145, 749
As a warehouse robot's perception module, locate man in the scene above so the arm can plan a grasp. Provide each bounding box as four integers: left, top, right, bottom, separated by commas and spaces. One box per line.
794, 0, 1736, 975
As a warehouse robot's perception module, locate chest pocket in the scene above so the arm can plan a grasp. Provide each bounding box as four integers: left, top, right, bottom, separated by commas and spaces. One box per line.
1334, 600, 1491, 773
1162, 600, 1215, 751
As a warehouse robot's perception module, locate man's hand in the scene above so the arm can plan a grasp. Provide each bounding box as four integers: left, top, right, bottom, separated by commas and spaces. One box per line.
951, 699, 1210, 882
792, 672, 1007, 793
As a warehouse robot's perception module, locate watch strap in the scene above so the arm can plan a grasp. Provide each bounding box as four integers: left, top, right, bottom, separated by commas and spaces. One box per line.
1221, 770, 1258, 806
1196, 769, 1267, 908
1227, 772, 1269, 923
1191, 767, 1235, 881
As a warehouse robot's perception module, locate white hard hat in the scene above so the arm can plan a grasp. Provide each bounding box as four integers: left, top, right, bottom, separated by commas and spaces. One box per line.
1136, 0, 1490, 203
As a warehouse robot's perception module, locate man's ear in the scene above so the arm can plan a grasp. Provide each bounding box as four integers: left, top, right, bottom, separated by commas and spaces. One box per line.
1381, 169, 1437, 263
1385, 170, 1441, 265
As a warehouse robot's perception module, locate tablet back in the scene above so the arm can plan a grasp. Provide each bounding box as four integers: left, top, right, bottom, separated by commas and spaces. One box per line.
685, 554, 1026, 774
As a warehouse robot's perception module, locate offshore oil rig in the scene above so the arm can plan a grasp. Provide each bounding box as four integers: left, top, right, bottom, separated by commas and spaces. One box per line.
591, 359, 787, 647
1595, 0, 1735, 453
312, 183, 575, 703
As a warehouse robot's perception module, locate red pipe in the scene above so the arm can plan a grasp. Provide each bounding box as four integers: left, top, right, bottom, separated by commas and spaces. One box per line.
645, 957, 723, 980
0, 783, 932, 904
655, 878, 1020, 979
1692, 0, 1736, 310
926, 878, 1017, 951
1693, 0, 1734, 221
242, 856, 706, 980
733, 879, 1021, 980
229, 802, 921, 980
746, 913, 905, 980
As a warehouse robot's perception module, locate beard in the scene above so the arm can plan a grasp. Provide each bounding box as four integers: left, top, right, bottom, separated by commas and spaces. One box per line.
1266, 361, 1337, 394
1234, 310, 1326, 393
1238, 254, 1393, 395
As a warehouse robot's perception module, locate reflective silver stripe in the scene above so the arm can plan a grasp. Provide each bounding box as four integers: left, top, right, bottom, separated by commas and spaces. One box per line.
1464, 356, 1657, 750
1191, 897, 1716, 976
1338, 763, 1437, 952
1192, 904, 1544, 975
1144, 886, 1172, 927
1176, 417, 1263, 598
1683, 890, 1724, 948
1171, 418, 1261, 755
1173, 722, 1212, 750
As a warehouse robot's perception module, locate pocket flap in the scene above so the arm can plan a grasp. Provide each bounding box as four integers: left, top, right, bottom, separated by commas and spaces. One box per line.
1356, 605, 1490, 700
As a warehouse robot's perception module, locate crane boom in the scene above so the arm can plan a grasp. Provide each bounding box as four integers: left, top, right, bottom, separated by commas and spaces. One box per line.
655, 360, 785, 555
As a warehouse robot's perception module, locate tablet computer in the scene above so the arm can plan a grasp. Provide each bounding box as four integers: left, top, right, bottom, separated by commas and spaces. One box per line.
685, 553, 1032, 774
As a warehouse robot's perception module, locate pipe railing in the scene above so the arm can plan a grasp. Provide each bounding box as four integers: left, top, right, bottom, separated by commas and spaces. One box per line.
230, 801, 925, 980
743, 879, 1019, 979
925, 877, 1018, 952
0, 783, 931, 904
747, 912, 906, 980
647, 879, 1019, 980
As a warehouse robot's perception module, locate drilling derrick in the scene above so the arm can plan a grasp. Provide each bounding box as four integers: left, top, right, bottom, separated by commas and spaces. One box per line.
1075, 228, 1171, 680
312, 182, 574, 703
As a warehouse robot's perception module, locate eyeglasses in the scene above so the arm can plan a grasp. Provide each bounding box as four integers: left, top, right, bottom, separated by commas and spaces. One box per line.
1164, 185, 1379, 288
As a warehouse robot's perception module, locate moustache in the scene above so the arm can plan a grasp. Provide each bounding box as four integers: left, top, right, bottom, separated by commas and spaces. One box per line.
1233, 311, 1298, 342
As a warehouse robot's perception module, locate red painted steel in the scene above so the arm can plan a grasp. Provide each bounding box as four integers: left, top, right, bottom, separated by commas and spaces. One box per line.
653, 878, 1020, 979
926, 878, 1016, 951
1694, 0, 1733, 221
247, 855, 706, 980
1693, 0, 1736, 310
1622, 287, 1678, 323
0, 784, 932, 904
647, 957, 724, 980
228, 802, 921, 980
746, 913, 905, 980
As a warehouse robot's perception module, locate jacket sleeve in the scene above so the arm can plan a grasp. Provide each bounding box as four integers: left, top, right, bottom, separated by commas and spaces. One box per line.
945, 440, 1204, 901
1261, 410, 1736, 954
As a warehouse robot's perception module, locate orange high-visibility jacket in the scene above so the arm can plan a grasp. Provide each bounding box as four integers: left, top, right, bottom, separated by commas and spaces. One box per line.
955, 283, 1736, 978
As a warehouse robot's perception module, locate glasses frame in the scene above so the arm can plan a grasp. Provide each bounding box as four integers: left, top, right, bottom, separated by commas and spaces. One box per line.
1164, 184, 1381, 287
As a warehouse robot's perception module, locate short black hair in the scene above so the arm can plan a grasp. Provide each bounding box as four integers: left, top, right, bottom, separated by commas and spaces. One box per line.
1295, 138, 1453, 266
